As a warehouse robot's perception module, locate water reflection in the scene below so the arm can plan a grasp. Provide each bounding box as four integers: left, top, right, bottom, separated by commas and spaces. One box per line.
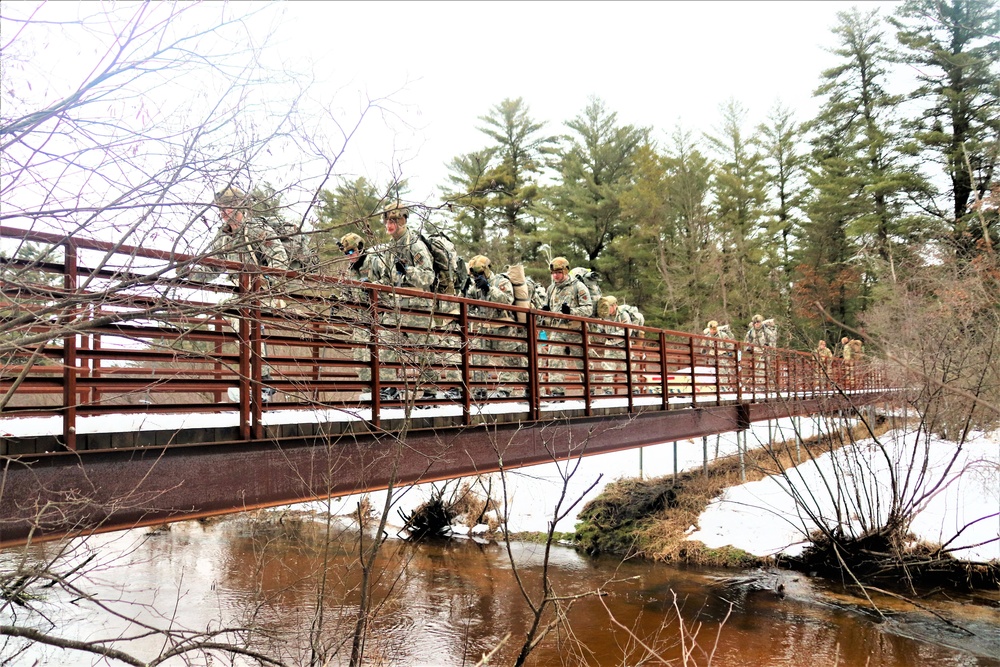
3, 516, 998, 666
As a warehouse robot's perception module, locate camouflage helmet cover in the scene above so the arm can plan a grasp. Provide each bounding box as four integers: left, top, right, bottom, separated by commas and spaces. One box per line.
752, 314, 764, 323
340, 233, 364, 253
214, 187, 248, 208
549, 257, 570, 272
382, 201, 409, 221
707, 320, 719, 329
468, 255, 491, 273
596, 295, 617, 318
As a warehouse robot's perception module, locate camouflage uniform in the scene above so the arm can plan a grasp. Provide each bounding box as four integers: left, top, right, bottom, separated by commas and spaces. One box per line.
541, 257, 593, 396
592, 296, 633, 395
376, 204, 442, 397
814, 340, 834, 383
334, 233, 383, 388
197, 193, 290, 286
743, 316, 777, 347
467, 256, 525, 397
198, 188, 289, 403
743, 315, 777, 391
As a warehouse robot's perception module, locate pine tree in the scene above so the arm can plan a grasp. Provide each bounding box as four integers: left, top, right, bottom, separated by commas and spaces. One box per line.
795, 7, 929, 341
891, 0, 1000, 257
706, 99, 772, 322
622, 129, 719, 330
442, 98, 555, 263
441, 148, 496, 255
545, 97, 648, 267
758, 103, 807, 298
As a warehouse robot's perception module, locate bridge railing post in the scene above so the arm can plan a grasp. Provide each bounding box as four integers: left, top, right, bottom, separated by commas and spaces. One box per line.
582, 321, 593, 416
459, 300, 471, 426
527, 311, 539, 421
658, 331, 668, 406
623, 326, 633, 411
249, 272, 264, 440
369, 287, 381, 429
235, 272, 251, 441
61, 241, 78, 451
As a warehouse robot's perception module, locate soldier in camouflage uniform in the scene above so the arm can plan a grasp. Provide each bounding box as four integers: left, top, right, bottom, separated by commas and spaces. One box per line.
540, 257, 592, 397
197, 187, 289, 403
743, 314, 777, 391
337, 232, 383, 388
199, 188, 291, 285
466, 255, 525, 398
814, 339, 834, 386
376, 203, 443, 400
743, 314, 777, 347
592, 295, 632, 395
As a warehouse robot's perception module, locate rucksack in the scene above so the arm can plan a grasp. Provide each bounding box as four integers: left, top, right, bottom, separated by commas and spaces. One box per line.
503, 264, 547, 323
418, 231, 463, 294
569, 268, 602, 316
619, 304, 644, 334
267, 219, 319, 271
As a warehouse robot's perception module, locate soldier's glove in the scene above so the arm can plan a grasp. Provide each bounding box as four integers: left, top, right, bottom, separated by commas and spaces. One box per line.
394, 260, 407, 275
540, 305, 551, 312
474, 274, 490, 293
560, 303, 572, 315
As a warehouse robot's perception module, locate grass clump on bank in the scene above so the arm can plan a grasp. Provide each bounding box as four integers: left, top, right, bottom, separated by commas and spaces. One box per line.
572, 420, 885, 569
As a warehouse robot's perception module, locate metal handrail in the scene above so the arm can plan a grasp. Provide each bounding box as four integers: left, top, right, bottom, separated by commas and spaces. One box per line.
0, 225, 891, 452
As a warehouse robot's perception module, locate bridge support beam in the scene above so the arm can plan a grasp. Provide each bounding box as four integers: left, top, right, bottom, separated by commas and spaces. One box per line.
0, 394, 888, 548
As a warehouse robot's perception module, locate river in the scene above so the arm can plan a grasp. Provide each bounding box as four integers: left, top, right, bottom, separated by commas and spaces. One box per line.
3, 514, 998, 666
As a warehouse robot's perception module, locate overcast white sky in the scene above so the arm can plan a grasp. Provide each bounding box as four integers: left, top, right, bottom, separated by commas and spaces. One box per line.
266, 0, 907, 202
2, 0, 911, 238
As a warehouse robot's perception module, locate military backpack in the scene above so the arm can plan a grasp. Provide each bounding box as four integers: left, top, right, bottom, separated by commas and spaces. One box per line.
266, 218, 320, 271
618, 303, 644, 334
569, 267, 602, 316
418, 230, 464, 295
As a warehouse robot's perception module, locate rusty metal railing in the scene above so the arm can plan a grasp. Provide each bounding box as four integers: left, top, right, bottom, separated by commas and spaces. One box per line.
0, 225, 889, 453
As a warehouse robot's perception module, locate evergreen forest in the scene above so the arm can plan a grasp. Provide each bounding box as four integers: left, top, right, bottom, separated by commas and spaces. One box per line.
315, 0, 999, 354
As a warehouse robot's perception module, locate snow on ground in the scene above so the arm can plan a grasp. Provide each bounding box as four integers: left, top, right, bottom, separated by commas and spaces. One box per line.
297, 414, 832, 535
687, 429, 1000, 562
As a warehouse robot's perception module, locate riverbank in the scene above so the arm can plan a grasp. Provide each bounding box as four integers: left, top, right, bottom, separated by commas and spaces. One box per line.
569, 419, 1000, 592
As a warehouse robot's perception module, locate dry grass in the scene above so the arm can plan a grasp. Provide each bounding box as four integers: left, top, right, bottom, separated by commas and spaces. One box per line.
576, 416, 895, 568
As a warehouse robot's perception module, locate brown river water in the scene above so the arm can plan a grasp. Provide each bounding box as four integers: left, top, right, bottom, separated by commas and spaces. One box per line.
4, 515, 999, 666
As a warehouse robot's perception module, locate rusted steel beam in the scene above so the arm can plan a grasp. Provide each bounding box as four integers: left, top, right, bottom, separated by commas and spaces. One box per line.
0, 392, 890, 549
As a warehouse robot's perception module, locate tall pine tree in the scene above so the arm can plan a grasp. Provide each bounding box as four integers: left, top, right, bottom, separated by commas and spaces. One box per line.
891, 0, 1000, 257
706, 99, 772, 323
544, 97, 648, 270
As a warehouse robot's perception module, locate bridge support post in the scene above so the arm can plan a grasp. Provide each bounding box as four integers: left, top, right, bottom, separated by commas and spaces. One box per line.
738, 430, 746, 482
703, 435, 708, 476
672, 441, 678, 486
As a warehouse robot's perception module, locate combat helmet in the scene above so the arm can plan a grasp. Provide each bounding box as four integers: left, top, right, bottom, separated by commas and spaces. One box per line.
596, 295, 618, 318
752, 314, 764, 324
708, 320, 719, 329
468, 255, 491, 275
214, 187, 248, 209
549, 257, 570, 272
382, 201, 409, 221
339, 233, 364, 254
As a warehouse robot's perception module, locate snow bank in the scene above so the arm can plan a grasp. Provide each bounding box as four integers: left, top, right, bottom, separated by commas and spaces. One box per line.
687, 429, 999, 562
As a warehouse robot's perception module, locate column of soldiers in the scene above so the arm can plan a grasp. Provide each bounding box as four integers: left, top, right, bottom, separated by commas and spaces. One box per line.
203, 191, 657, 401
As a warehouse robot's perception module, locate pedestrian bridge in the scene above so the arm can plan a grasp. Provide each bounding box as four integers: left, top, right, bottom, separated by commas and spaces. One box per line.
0, 226, 895, 547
